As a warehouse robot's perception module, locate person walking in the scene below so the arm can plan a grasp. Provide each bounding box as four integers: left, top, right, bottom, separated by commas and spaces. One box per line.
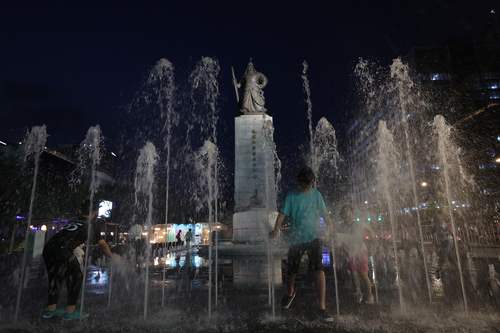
269, 168, 334, 323
41, 201, 118, 320
185, 228, 193, 248
176, 230, 183, 247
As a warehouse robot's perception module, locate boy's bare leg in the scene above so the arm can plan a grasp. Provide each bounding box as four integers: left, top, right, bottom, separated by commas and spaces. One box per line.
313, 270, 326, 310
286, 273, 296, 296
361, 272, 374, 304
66, 305, 76, 314
47, 304, 57, 312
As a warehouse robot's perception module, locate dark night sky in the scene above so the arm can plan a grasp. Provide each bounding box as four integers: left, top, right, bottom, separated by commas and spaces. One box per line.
1, 0, 498, 190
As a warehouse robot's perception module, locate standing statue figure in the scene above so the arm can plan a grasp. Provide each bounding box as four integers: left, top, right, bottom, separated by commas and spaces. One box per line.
233, 59, 268, 115
248, 189, 265, 209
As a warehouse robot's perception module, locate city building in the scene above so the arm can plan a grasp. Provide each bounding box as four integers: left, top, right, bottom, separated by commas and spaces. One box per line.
347, 36, 500, 233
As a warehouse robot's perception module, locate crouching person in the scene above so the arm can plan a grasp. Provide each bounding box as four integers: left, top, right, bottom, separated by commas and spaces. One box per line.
42, 201, 119, 320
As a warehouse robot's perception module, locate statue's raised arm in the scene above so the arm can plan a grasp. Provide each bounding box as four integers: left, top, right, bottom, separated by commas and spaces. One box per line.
235, 59, 268, 115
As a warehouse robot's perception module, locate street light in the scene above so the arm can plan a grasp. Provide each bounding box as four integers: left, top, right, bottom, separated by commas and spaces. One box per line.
496, 157, 500, 163
421, 182, 428, 187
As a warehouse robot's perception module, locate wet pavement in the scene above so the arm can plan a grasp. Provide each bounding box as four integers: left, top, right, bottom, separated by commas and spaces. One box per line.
1, 248, 500, 333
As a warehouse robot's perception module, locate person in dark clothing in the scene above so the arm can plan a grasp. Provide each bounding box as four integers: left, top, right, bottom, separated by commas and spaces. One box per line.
176, 230, 183, 246
42, 202, 118, 320
185, 228, 193, 248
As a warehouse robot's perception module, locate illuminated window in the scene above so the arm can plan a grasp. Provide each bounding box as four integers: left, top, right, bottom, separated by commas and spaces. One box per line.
485, 73, 500, 79
487, 82, 500, 89
430, 73, 450, 81
490, 92, 500, 99
479, 163, 496, 169
486, 149, 496, 157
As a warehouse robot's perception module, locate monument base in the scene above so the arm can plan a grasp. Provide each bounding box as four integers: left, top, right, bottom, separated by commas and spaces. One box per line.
233, 258, 282, 286
233, 209, 278, 243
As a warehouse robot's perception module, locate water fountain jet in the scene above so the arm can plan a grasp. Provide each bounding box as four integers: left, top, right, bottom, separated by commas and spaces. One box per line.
14, 125, 47, 323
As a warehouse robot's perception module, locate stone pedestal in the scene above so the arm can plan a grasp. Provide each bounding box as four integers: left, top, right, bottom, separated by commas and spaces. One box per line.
233, 258, 282, 286
234, 115, 278, 242
233, 210, 278, 242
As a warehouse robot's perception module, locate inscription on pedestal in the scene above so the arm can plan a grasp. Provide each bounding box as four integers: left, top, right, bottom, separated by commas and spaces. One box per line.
234, 115, 276, 212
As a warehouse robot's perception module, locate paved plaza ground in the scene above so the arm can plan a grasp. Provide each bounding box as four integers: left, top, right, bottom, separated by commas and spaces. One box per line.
1, 249, 500, 333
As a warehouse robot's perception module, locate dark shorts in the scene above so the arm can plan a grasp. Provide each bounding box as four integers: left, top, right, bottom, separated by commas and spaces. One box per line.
286, 238, 324, 275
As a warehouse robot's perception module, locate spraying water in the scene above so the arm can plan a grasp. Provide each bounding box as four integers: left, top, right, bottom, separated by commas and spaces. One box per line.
135, 142, 158, 320
302, 61, 341, 315
188, 57, 220, 145
312, 117, 341, 192
434, 115, 468, 313
261, 119, 281, 316
310, 118, 341, 316
146, 58, 177, 307
261, 119, 281, 213
389, 58, 432, 303
354, 57, 378, 104
308, 116, 342, 315
192, 141, 219, 316
301, 61, 315, 170
301, 60, 342, 314
14, 125, 47, 323
262, 120, 273, 311
78, 125, 103, 320
377, 121, 405, 311
189, 57, 220, 312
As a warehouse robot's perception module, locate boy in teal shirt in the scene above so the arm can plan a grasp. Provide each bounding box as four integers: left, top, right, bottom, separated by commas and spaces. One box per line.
269, 168, 334, 322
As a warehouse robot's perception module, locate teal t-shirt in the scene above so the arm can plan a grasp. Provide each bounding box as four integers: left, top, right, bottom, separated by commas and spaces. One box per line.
280, 187, 328, 244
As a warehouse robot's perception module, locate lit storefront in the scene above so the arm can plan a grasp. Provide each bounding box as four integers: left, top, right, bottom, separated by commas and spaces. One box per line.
143, 222, 227, 245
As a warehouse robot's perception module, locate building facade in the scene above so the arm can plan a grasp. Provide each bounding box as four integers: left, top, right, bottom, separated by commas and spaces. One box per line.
347, 37, 500, 231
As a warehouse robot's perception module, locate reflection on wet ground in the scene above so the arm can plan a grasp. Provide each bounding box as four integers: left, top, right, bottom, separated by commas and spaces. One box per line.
1, 246, 500, 332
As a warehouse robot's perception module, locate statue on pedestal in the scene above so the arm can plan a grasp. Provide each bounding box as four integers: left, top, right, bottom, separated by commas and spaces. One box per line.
248, 189, 265, 209
232, 59, 268, 115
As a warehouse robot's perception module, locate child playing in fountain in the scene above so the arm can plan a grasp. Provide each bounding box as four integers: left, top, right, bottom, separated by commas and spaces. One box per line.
269, 168, 335, 323
338, 205, 374, 304
41, 201, 119, 320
